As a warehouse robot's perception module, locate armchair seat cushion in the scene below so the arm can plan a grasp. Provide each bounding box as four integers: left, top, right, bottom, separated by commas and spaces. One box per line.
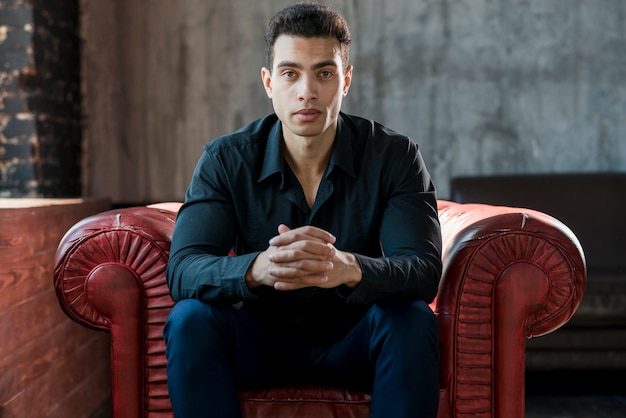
239, 386, 371, 418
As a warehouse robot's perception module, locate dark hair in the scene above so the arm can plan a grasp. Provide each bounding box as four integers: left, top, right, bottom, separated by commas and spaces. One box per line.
265, 2, 352, 72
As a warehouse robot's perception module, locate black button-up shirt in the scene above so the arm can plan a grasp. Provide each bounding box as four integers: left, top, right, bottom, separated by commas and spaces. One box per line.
167, 112, 442, 341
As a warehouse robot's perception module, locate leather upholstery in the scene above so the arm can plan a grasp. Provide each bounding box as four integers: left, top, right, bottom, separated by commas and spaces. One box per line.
449, 173, 625, 370
53, 200, 586, 418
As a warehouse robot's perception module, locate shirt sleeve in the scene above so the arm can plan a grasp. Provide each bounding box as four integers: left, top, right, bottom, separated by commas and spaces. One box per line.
165, 149, 260, 305
346, 140, 442, 305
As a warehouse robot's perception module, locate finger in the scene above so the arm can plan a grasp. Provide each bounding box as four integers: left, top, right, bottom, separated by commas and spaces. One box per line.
277, 224, 291, 234
273, 275, 329, 291
269, 225, 336, 246
268, 243, 335, 262
268, 259, 333, 277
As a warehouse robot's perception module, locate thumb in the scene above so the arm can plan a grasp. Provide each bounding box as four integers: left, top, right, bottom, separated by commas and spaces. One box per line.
277, 224, 291, 234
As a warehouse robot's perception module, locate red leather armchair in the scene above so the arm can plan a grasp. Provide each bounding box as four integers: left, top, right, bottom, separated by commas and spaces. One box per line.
53, 200, 585, 418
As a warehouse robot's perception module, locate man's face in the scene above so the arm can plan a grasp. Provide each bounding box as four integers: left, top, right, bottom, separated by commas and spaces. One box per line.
261, 35, 352, 143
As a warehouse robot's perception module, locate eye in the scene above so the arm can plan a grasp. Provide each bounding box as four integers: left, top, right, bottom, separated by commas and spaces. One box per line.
281, 70, 297, 79
319, 70, 334, 79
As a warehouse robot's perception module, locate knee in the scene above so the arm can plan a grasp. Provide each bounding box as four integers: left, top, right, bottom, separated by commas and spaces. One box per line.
163, 299, 225, 341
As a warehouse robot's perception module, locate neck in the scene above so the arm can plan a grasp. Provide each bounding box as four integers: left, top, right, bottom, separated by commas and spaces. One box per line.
282, 133, 334, 209
281, 127, 335, 176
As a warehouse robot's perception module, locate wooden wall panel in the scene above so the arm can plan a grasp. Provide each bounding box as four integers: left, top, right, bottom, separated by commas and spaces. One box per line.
0, 198, 111, 418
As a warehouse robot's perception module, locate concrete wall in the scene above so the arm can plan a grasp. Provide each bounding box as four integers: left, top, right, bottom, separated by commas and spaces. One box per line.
82, 0, 626, 203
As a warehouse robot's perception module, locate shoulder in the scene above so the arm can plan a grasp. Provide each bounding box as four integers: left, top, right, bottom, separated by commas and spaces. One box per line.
340, 112, 419, 155
340, 114, 433, 191
192, 114, 280, 181
204, 113, 279, 155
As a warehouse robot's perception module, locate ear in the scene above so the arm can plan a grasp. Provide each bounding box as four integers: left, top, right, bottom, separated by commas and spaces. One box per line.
261, 67, 273, 98
342, 65, 353, 96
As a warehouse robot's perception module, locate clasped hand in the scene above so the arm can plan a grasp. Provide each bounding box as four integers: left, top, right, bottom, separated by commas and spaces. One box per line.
246, 224, 361, 291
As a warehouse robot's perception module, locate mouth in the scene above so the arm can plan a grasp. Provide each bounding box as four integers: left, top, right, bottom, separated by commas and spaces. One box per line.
295, 109, 321, 122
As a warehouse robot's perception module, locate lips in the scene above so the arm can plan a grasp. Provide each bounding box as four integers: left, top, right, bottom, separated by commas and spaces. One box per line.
296, 108, 320, 115
295, 109, 321, 122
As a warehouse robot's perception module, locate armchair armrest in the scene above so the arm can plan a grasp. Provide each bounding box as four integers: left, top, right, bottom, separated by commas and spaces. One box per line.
435, 201, 586, 417
53, 204, 181, 416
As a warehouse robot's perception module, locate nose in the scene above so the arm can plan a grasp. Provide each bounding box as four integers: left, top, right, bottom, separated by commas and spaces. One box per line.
297, 75, 317, 102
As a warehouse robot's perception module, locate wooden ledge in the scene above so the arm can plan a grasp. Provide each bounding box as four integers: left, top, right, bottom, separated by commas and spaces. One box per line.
0, 198, 91, 209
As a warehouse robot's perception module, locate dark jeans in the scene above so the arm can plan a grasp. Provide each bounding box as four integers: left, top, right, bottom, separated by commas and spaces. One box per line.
163, 298, 439, 418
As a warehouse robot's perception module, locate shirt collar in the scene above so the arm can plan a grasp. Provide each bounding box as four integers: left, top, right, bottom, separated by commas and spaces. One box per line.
257, 112, 356, 183
330, 113, 356, 179
258, 119, 284, 183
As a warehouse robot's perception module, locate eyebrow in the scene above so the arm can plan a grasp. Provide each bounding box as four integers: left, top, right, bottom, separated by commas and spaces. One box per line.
276, 60, 338, 70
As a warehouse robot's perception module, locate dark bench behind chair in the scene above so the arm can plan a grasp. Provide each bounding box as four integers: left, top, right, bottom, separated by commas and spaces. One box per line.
450, 172, 626, 370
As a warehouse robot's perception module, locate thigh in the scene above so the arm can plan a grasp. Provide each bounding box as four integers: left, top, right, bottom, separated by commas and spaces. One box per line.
164, 299, 310, 390
311, 300, 438, 392
228, 306, 306, 389
310, 309, 374, 391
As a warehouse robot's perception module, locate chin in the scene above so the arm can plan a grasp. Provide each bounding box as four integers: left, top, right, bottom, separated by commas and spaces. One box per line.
288, 122, 321, 137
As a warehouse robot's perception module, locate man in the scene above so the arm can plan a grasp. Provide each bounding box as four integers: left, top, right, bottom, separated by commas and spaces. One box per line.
164, 3, 442, 417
